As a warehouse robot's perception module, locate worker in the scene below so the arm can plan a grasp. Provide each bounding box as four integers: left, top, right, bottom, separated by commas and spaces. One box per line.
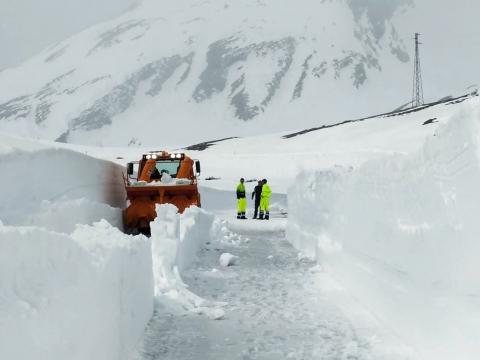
259, 179, 271, 220
150, 167, 161, 181
236, 178, 247, 219
252, 180, 263, 219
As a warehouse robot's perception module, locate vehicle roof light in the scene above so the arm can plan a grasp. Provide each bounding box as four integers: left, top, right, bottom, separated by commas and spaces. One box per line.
146, 154, 152, 159
152, 154, 157, 159
170, 154, 176, 159
176, 153, 182, 159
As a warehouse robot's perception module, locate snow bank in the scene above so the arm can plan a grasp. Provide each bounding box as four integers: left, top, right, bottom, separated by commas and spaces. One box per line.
0, 147, 125, 226
151, 203, 214, 291
25, 198, 122, 234
0, 221, 153, 360
287, 102, 480, 360
150, 204, 224, 319
151, 204, 214, 292
0, 139, 154, 360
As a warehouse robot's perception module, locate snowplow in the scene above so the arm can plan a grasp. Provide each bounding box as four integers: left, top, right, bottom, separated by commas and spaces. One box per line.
123, 151, 201, 236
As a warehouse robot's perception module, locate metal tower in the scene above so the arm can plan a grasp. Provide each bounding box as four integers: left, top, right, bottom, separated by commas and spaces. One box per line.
412, 33, 424, 108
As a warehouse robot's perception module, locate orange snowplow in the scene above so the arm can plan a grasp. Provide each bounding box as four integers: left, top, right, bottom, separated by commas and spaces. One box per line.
123, 151, 201, 236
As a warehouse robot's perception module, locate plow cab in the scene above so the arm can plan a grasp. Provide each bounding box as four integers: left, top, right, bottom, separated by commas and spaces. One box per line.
123, 151, 201, 236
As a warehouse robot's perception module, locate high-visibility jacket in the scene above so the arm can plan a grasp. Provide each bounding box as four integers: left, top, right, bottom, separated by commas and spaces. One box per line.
260, 183, 271, 212
261, 184, 271, 199
236, 183, 247, 214
236, 183, 246, 199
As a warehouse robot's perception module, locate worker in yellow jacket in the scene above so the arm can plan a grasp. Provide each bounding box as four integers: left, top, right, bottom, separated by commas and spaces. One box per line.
259, 179, 271, 220
236, 178, 247, 219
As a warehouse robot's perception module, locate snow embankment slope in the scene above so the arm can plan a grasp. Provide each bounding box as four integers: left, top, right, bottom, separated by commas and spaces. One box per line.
0, 136, 125, 225
184, 95, 477, 193
147, 204, 225, 320
0, 222, 153, 360
287, 99, 480, 359
0, 134, 154, 360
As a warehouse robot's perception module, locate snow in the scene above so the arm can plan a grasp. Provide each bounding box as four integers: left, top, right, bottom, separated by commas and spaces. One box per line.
219, 252, 238, 267
135, 217, 389, 359
185, 96, 477, 193
130, 179, 192, 187
0, 222, 153, 360
149, 203, 223, 320
25, 198, 122, 234
1, 88, 480, 359
287, 98, 480, 359
0, 146, 126, 226
0, 131, 224, 359
151, 203, 214, 290
160, 172, 173, 184
130, 178, 193, 186
0, 134, 153, 360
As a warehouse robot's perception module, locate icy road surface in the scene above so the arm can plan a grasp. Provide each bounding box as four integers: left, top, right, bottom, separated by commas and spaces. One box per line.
134, 218, 371, 360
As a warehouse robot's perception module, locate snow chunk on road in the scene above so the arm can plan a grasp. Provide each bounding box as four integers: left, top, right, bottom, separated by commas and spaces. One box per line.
219, 252, 239, 267
208, 308, 226, 320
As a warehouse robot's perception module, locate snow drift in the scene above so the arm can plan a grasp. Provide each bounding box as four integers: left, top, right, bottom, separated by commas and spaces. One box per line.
0, 145, 125, 226
151, 204, 214, 293
148, 204, 223, 319
0, 136, 154, 360
287, 99, 480, 359
0, 222, 153, 360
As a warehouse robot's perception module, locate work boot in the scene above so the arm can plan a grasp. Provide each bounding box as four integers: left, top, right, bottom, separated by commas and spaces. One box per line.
237, 213, 241, 219
259, 212, 264, 220
265, 213, 270, 220
241, 212, 247, 220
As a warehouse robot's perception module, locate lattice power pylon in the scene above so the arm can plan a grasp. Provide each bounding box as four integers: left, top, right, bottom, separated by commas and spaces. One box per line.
412, 32, 424, 108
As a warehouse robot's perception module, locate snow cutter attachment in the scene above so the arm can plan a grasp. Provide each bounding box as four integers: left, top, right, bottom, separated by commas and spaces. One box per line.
123, 151, 201, 236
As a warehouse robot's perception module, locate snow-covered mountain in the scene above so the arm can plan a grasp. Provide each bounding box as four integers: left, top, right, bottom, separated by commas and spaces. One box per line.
0, 0, 414, 146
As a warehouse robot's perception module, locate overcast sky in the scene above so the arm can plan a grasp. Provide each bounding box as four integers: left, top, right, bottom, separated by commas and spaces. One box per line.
0, 0, 136, 69
0, 0, 478, 99
401, 0, 480, 98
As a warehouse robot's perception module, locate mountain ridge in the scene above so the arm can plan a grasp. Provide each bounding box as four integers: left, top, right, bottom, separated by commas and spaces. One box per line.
0, 0, 414, 146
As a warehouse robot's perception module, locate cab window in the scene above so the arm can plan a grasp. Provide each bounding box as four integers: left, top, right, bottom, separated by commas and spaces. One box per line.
155, 160, 181, 178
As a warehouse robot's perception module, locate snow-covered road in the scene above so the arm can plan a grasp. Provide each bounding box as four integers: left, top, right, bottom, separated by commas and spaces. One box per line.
134, 218, 372, 360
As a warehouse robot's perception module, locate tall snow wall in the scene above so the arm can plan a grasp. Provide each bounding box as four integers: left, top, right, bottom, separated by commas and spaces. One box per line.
148, 204, 220, 317
0, 143, 154, 360
0, 222, 153, 360
0, 146, 126, 225
287, 101, 480, 360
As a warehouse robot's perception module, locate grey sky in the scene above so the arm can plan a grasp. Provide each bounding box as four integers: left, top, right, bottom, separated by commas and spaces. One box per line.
395, 0, 480, 99
0, 0, 136, 69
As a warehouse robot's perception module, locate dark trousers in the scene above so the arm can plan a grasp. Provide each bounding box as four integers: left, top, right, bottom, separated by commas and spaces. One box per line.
253, 200, 260, 218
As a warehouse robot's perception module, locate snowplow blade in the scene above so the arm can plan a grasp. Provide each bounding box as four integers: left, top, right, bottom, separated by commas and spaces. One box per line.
124, 184, 201, 235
